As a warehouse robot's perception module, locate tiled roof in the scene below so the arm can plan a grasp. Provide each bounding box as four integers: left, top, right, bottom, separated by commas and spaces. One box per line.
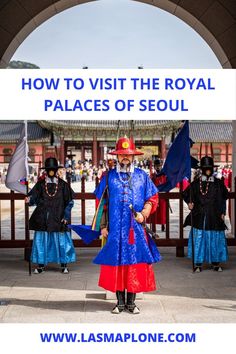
39, 120, 175, 129
0, 121, 50, 143
0, 121, 232, 143
189, 121, 232, 143
51, 120, 172, 126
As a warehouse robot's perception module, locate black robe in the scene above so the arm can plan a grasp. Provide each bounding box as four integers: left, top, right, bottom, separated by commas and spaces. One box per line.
28, 178, 73, 232
183, 176, 228, 231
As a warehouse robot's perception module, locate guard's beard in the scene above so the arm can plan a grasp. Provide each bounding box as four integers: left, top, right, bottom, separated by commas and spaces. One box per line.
118, 161, 131, 173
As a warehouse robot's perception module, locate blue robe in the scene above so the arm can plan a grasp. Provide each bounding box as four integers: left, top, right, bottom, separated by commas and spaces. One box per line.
31, 230, 76, 265
187, 228, 228, 264
93, 168, 161, 266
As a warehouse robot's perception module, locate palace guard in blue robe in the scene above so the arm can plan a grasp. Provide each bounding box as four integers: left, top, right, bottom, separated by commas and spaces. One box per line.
93, 137, 161, 314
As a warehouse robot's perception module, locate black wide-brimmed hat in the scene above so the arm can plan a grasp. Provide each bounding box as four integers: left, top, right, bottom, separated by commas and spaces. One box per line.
41, 157, 63, 170
200, 156, 215, 169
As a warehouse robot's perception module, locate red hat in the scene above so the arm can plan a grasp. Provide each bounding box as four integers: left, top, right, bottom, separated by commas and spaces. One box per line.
109, 137, 143, 156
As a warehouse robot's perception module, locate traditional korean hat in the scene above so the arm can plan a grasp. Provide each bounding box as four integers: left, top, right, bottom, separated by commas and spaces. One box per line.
200, 156, 216, 169
41, 157, 63, 170
109, 136, 143, 156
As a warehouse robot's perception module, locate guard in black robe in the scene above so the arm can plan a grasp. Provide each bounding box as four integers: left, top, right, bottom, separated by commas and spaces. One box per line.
183, 156, 228, 272
28, 157, 76, 274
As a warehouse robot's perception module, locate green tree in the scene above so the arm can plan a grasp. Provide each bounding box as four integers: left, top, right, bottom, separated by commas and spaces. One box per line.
7, 60, 40, 69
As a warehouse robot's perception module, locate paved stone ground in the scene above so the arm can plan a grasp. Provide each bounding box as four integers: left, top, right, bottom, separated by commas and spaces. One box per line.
0, 247, 235, 323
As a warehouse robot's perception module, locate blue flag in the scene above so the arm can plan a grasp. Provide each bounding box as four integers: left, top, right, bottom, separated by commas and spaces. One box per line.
157, 121, 191, 192
68, 225, 100, 245
68, 181, 108, 244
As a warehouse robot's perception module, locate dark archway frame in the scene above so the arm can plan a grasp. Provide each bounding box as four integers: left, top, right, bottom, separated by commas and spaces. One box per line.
0, 0, 235, 68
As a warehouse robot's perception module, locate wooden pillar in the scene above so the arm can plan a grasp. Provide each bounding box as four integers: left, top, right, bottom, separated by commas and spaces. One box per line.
37, 160, 42, 177
161, 135, 166, 159
92, 132, 98, 167
81, 146, 85, 161
226, 143, 229, 164
210, 143, 214, 158
205, 143, 208, 156
200, 142, 202, 159
42, 145, 46, 162
60, 137, 65, 164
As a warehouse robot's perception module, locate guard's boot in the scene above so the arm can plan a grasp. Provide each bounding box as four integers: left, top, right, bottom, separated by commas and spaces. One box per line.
61, 263, 69, 274
194, 263, 202, 273
111, 291, 125, 314
125, 292, 140, 314
34, 264, 45, 274
212, 262, 223, 272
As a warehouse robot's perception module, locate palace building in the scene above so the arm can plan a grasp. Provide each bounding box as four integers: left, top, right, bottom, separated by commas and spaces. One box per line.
0, 120, 232, 170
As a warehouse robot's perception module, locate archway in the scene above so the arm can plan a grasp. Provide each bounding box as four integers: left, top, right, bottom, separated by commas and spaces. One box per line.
0, 0, 235, 68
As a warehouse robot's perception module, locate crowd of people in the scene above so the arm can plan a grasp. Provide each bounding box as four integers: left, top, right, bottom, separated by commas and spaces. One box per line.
0, 160, 233, 191
55, 156, 153, 184
0, 159, 233, 191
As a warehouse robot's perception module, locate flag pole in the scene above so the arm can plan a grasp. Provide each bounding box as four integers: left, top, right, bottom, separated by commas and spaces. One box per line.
188, 120, 195, 273
26, 180, 32, 276
190, 186, 195, 273
25, 120, 32, 276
